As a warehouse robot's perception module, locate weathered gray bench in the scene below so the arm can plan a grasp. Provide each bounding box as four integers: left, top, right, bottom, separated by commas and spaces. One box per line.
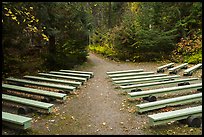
2, 111, 32, 130
60, 69, 94, 77
2, 94, 54, 114
109, 71, 155, 78
168, 63, 188, 74
120, 78, 198, 92
2, 83, 67, 102
114, 75, 180, 86
49, 71, 91, 79
38, 73, 87, 82
106, 69, 144, 75
112, 74, 168, 81
183, 63, 202, 76
23, 75, 82, 87
136, 93, 202, 113
6, 77, 76, 93
148, 105, 202, 127
128, 83, 202, 102
157, 63, 174, 73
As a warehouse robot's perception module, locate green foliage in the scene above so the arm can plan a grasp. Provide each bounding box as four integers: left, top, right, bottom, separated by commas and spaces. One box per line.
2, 2, 90, 78
89, 44, 115, 58
187, 51, 202, 64
89, 2, 202, 63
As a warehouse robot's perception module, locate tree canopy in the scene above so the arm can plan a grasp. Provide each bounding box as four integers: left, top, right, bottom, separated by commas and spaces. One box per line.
2, 2, 202, 78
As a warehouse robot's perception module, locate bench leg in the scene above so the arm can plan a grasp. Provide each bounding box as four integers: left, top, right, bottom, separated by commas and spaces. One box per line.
143, 95, 157, 102
197, 88, 202, 92
131, 89, 142, 92
157, 69, 164, 73
18, 107, 32, 115
178, 82, 190, 86
41, 97, 54, 103
187, 116, 201, 128
178, 119, 187, 124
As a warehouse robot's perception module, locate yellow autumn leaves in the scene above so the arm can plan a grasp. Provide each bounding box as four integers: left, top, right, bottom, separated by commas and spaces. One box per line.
3, 6, 49, 42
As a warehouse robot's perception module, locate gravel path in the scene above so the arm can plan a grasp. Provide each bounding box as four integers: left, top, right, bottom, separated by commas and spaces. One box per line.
2, 52, 202, 135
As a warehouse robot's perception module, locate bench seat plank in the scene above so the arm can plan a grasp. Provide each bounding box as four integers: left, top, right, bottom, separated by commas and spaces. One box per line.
148, 106, 202, 126
112, 74, 167, 81
114, 75, 180, 85
38, 73, 87, 82
168, 63, 188, 74
183, 63, 202, 76
2, 84, 67, 100
60, 69, 94, 76
2, 94, 54, 113
120, 78, 198, 91
6, 77, 76, 92
109, 71, 155, 78
50, 71, 91, 79
128, 83, 202, 98
2, 111, 32, 129
157, 63, 174, 72
106, 69, 144, 75
23, 75, 82, 87
136, 93, 202, 113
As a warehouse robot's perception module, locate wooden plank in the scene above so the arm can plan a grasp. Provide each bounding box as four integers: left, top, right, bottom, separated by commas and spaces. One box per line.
112, 74, 167, 81
168, 63, 188, 74
49, 71, 91, 79
6, 77, 76, 93
2, 84, 67, 100
120, 78, 198, 91
2, 94, 54, 113
114, 75, 180, 85
38, 73, 87, 82
128, 83, 202, 99
60, 69, 94, 76
2, 111, 32, 130
136, 93, 202, 113
109, 71, 155, 78
106, 69, 144, 75
23, 75, 82, 87
148, 106, 202, 126
183, 63, 202, 76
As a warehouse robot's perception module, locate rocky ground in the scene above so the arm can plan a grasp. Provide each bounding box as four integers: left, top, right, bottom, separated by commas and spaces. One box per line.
2, 52, 202, 135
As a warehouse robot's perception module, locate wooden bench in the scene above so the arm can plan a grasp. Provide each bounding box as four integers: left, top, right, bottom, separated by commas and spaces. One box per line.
148, 105, 202, 127
49, 71, 91, 79
120, 78, 198, 92
183, 63, 202, 76
2, 94, 54, 114
60, 69, 94, 77
109, 71, 155, 78
157, 63, 174, 73
23, 75, 82, 87
106, 69, 144, 75
136, 93, 202, 113
2, 83, 67, 102
6, 77, 76, 93
38, 73, 87, 82
128, 83, 202, 102
168, 63, 188, 74
112, 74, 167, 81
2, 111, 32, 130
114, 75, 180, 86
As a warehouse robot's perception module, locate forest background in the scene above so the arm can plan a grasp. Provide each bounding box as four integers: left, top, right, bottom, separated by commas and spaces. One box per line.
2, 2, 202, 78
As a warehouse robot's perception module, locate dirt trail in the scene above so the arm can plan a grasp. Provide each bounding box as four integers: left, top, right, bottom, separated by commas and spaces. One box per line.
30, 52, 158, 135
2, 52, 202, 135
